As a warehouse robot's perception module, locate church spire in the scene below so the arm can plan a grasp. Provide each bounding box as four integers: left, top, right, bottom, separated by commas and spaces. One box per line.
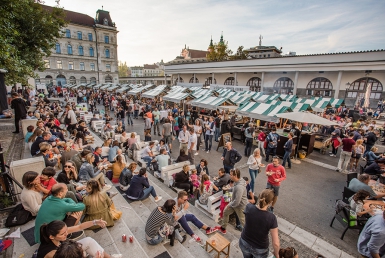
219, 31, 224, 45
209, 35, 213, 47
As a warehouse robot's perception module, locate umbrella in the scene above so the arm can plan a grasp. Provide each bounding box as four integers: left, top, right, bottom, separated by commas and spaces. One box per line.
363, 83, 371, 108
275, 111, 338, 126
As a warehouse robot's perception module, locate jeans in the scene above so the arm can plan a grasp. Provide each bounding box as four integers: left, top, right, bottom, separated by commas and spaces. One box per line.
214, 128, 220, 141
142, 156, 153, 167
239, 237, 269, 258
223, 164, 234, 174
205, 134, 213, 151
175, 182, 194, 194
134, 110, 139, 119
338, 151, 352, 172
282, 150, 292, 168
364, 144, 374, 158
265, 147, 276, 162
248, 168, 259, 193
153, 121, 160, 134
137, 186, 157, 200
257, 141, 265, 157
146, 233, 165, 245
127, 113, 133, 125
245, 138, 253, 157
332, 144, 338, 155
178, 214, 203, 236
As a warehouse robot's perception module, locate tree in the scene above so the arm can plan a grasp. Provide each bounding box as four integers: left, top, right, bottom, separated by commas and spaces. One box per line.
206, 41, 233, 62
118, 61, 129, 77
229, 46, 248, 60
0, 0, 66, 85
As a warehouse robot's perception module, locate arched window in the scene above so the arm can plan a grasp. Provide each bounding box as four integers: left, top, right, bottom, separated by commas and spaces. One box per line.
69, 76, 76, 85
55, 43, 61, 53
306, 77, 333, 97
347, 77, 383, 102
173, 76, 184, 85
105, 49, 110, 58
247, 77, 262, 92
56, 74, 66, 86
67, 44, 73, 55
80, 76, 87, 84
89, 47, 94, 57
65, 29, 71, 38
224, 77, 236, 85
273, 77, 294, 94
45, 75, 53, 84
90, 77, 96, 83
78, 46, 83, 56
204, 77, 217, 87
105, 76, 113, 83
189, 77, 199, 83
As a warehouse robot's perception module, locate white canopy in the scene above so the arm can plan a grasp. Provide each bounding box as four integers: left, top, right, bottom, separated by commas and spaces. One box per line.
275, 111, 338, 126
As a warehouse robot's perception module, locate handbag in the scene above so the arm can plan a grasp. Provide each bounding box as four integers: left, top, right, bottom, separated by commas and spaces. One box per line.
5, 204, 34, 227
109, 202, 122, 220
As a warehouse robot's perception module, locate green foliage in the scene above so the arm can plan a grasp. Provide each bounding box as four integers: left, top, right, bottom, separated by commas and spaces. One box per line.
206, 41, 233, 62
0, 0, 67, 85
118, 61, 129, 77
229, 46, 248, 60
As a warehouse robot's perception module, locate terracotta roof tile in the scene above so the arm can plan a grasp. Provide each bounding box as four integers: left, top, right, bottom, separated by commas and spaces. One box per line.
187, 49, 209, 58
41, 4, 95, 27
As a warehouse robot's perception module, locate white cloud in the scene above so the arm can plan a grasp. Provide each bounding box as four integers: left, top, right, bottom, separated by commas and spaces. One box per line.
44, 0, 385, 65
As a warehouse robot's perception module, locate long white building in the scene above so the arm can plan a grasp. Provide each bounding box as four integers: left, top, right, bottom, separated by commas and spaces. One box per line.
165, 50, 385, 108
36, 5, 119, 86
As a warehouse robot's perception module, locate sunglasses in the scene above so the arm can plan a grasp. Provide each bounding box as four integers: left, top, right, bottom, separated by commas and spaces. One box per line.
64, 165, 73, 168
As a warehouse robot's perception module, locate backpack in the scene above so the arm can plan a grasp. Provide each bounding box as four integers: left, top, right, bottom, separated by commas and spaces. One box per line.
119, 167, 133, 185
267, 133, 278, 148
5, 204, 34, 227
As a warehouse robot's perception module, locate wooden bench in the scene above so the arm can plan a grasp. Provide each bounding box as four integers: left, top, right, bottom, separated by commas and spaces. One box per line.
195, 191, 223, 222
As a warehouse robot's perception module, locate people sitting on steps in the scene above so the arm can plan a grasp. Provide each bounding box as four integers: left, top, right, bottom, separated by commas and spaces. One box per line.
126, 168, 162, 202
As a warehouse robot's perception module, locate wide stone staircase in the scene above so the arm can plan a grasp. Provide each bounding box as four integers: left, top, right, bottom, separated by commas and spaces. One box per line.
12, 170, 245, 258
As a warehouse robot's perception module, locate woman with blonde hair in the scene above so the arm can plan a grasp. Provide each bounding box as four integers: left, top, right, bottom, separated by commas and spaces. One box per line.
28, 128, 43, 143
82, 180, 115, 229
79, 153, 110, 191
350, 139, 365, 171
239, 189, 280, 258
109, 155, 126, 183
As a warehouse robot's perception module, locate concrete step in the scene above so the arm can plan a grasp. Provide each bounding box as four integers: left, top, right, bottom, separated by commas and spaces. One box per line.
146, 173, 244, 257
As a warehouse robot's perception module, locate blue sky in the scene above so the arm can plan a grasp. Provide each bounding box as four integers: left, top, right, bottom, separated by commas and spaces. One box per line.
44, 0, 385, 66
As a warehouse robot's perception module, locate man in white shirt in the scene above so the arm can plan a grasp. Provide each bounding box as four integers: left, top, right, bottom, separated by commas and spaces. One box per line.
152, 108, 161, 136
152, 148, 170, 178
178, 125, 190, 154
141, 141, 155, 168
187, 127, 197, 165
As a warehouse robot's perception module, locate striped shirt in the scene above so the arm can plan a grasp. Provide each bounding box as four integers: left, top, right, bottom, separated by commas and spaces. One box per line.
145, 207, 174, 239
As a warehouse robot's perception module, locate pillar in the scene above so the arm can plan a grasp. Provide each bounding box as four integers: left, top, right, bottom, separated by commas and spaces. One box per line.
234, 72, 237, 86
335, 71, 343, 98
177, 73, 180, 85
293, 71, 299, 95
212, 73, 215, 85
261, 72, 265, 91
193, 73, 196, 83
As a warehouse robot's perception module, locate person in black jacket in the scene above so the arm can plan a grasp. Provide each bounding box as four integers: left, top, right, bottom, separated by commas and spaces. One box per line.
221, 142, 242, 174
10, 92, 27, 133
364, 127, 378, 157
196, 159, 209, 175
174, 164, 194, 195
126, 168, 162, 202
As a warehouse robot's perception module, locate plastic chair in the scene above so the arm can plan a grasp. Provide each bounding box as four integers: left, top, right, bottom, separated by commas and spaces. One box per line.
342, 187, 356, 204
346, 173, 358, 187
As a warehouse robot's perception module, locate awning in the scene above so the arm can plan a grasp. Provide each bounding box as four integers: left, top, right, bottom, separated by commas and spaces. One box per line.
163, 92, 193, 103
191, 89, 212, 98
252, 94, 280, 103
311, 99, 332, 112
107, 85, 120, 91
100, 84, 112, 90
191, 96, 236, 110
321, 98, 345, 108
142, 85, 168, 98
126, 84, 155, 96
236, 102, 279, 122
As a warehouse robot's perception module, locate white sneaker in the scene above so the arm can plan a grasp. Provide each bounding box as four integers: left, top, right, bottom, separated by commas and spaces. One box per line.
206, 151, 210, 153
155, 196, 163, 202
154, 172, 161, 178
194, 152, 199, 156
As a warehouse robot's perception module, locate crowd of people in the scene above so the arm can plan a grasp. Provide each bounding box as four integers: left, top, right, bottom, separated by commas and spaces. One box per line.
5, 86, 385, 257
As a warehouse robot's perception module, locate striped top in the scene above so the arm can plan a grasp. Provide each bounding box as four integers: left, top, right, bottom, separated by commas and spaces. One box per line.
145, 207, 174, 239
